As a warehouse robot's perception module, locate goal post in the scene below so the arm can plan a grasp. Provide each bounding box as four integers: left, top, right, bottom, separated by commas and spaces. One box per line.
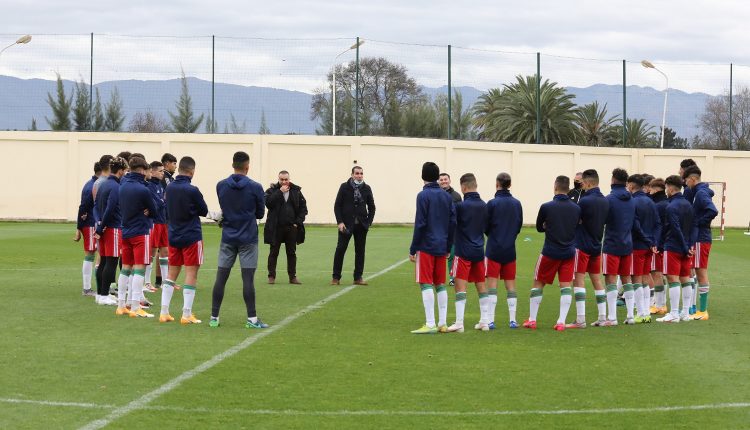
706, 181, 726, 241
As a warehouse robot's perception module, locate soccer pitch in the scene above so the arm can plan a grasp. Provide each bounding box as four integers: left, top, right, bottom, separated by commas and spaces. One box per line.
1, 222, 749, 429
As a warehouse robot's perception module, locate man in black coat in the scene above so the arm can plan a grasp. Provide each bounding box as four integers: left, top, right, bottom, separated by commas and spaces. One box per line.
331, 166, 376, 285
264, 170, 308, 284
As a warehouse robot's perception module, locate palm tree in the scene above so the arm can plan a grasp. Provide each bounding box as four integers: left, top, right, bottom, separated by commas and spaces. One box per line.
575, 102, 619, 146
472, 75, 579, 144
608, 118, 658, 147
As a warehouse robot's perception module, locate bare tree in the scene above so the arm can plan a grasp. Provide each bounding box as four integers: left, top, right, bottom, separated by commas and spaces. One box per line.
128, 110, 168, 133
697, 86, 750, 150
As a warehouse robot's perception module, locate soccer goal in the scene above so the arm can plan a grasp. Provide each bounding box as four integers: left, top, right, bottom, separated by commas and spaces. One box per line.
707, 182, 726, 241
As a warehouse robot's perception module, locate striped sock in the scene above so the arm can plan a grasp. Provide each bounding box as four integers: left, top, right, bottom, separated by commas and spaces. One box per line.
606, 283, 618, 321
507, 290, 517, 323
595, 289, 606, 319
130, 269, 146, 311
478, 293, 490, 324
558, 287, 572, 324
681, 282, 693, 315
529, 288, 543, 321
623, 283, 635, 319
117, 269, 132, 308
668, 282, 681, 316
159, 258, 168, 280
455, 291, 467, 324
420, 284, 435, 327
161, 279, 175, 315
488, 288, 498, 324
632, 283, 643, 317
699, 284, 710, 312
436, 285, 447, 327
82, 255, 95, 291
183, 284, 196, 318
573, 287, 586, 322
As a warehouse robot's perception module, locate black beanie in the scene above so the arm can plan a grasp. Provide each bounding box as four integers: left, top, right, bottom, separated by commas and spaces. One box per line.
421, 162, 440, 182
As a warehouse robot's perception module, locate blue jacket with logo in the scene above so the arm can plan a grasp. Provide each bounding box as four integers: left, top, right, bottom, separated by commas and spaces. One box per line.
166, 175, 209, 248
574, 187, 609, 256
120, 172, 157, 239
691, 182, 718, 244
632, 190, 661, 250
410, 182, 456, 257
536, 194, 580, 260
217, 174, 265, 246
77, 175, 97, 230
147, 178, 167, 225
602, 184, 643, 256
664, 192, 694, 255
453, 191, 487, 262
95, 175, 122, 234
485, 189, 523, 264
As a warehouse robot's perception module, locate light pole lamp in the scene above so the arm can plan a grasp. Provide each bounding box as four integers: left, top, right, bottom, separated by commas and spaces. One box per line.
0, 34, 32, 58
332, 39, 364, 136
641, 60, 669, 148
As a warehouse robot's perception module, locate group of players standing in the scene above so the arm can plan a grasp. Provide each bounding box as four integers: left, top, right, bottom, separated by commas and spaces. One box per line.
408, 158, 717, 333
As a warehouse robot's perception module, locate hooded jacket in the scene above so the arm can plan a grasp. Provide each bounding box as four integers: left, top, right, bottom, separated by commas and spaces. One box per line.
146, 178, 167, 225
95, 175, 122, 234
536, 194, 580, 260
691, 182, 718, 244
651, 190, 669, 250
410, 182, 456, 256
632, 190, 661, 250
77, 175, 97, 230
166, 175, 209, 248
485, 189, 523, 264
603, 183, 643, 256
217, 174, 265, 246
120, 172, 157, 239
264, 182, 308, 245
453, 191, 487, 262
664, 192, 694, 255
574, 187, 609, 256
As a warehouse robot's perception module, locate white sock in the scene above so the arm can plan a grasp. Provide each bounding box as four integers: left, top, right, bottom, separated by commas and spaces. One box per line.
606, 285, 618, 321
668, 283, 681, 317
159, 258, 169, 280
681, 284, 692, 315
558, 287, 572, 324
130, 273, 144, 311
117, 272, 130, 307
82, 259, 93, 290
574, 287, 586, 322
183, 287, 196, 318
624, 285, 635, 319
436, 287, 448, 327
507, 294, 517, 323
595, 290, 606, 319
479, 294, 490, 324
421, 286, 436, 328
144, 264, 152, 285
616, 276, 623, 294
633, 284, 643, 317
488, 289, 498, 323
657, 288, 666, 307
455, 291, 466, 324
649, 286, 655, 307
161, 280, 175, 315
529, 288, 542, 321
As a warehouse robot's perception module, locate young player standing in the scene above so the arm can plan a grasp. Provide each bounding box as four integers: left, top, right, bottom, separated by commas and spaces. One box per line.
648, 178, 669, 314
446, 173, 488, 333
628, 174, 661, 323
683, 166, 718, 320
161, 156, 209, 324
409, 162, 456, 334
523, 176, 580, 331
117, 157, 158, 317
656, 175, 695, 323
569, 169, 609, 328
484, 173, 523, 329
75, 161, 101, 297
146, 161, 169, 291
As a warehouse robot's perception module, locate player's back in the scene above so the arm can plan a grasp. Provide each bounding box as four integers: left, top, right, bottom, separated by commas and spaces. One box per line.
454, 192, 486, 262
664, 193, 694, 254
632, 191, 660, 250
538, 195, 580, 260
120, 172, 154, 239
410, 183, 455, 257
485, 189, 522, 264
166, 175, 208, 248
603, 184, 635, 255
575, 186, 608, 256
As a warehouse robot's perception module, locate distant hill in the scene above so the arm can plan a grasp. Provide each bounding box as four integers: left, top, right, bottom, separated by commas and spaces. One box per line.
0, 75, 713, 138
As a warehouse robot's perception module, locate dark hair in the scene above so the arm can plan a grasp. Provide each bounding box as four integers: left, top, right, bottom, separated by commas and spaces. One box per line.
496, 172, 511, 189
352, 165, 363, 174
581, 169, 599, 185
150, 161, 163, 169
232, 151, 250, 169
128, 156, 149, 171
98, 154, 113, 170
682, 165, 701, 180
680, 158, 697, 169
627, 174, 645, 188
459, 173, 477, 188
178, 156, 196, 173
93, 162, 102, 174
665, 175, 683, 189
117, 151, 132, 161
612, 168, 628, 184
110, 157, 128, 174
649, 178, 665, 190
555, 175, 570, 192
161, 153, 177, 163
278, 170, 289, 176
421, 162, 440, 182
439, 173, 450, 179
131, 153, 145, 160
642, 174, 655, 186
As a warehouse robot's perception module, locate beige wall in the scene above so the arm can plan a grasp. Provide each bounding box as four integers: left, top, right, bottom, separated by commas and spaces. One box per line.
0, 131, 746, 227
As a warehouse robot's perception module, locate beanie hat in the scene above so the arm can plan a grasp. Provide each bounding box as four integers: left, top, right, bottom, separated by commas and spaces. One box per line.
421, 162, 440, 182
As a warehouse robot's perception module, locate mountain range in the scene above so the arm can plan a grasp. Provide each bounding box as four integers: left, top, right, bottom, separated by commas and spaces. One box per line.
0, 75, 713, 139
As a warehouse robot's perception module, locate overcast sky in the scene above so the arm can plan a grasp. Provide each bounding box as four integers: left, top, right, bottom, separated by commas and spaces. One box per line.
2, 0, 750, 93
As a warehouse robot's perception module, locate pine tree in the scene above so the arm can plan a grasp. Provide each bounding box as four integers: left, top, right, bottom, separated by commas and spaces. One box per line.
168, 70, 204, 133
205, 111, 218, 133
29, 118, 38, 131
228, 113, 246, 134
73, 79, 91, 131
258, 110, 270, 134
45, 73, 72, 131
103, 87, 125, 131
92, 88, 105, 131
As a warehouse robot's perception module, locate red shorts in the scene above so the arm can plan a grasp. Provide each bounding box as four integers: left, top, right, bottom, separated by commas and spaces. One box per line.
693, 242, 711, 269
663, 250, 692, 277
98, 228, 121, 257
632, 249, 653, 276
150, 223, 168, 249
168, 240, 204, 267
484, 258, 516, 280
574, 249, 601, 274
651, 251, 664, 273
80, 226, 97, 252
415, 251, 447, 285
121, 234, 152, 266
602, 253, 633, 276
450, 256, 485, 283
534, 254, 574, 284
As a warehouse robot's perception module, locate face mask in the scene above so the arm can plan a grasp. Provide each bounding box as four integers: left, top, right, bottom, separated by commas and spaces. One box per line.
354, 179, 363, 185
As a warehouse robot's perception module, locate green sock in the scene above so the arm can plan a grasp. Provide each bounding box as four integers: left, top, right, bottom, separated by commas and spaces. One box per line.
699, 284, 709, 312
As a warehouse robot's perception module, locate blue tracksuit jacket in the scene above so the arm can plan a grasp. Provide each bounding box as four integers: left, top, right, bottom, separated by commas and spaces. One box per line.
536, 194, 580, 260
602, 184, 643, 256
691, 182, 718, 244
409, 182, 456, 256
216, 174, 265, 246
453, 191, 487, 262
664, 192, 694, 255
119, 172, 157, 239
574, 187, 609, 256
77, 175, 97, 230
95, 175, 122, 234
166, 175, 209, 248
485, 189, 523, 264
632, 190, 661, 250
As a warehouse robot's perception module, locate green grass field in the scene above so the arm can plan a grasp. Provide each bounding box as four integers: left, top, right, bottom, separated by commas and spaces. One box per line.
1, 222, 749, 429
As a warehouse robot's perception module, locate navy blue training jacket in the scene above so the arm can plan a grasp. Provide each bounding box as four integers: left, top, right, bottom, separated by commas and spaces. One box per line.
217, 174, 265, 246
663, 192, 694, 255
574, 187, 609, 256
691, 182, 718, 244
409, 182, 456, 256
485, 189, 523, 264
453, 191, 487, 262
95, 175, 122, 234
77, 176, 97, 230
147, 178, 167, 225
120, 172, 157, 239
602, 184, 643, 256
632, 190, 661, 250
166, 175, 209, 248
536, 194, 580, 260
651, 191, 669, 250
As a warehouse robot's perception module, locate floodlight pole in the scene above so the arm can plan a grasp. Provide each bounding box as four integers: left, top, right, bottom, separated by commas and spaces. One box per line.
641, 60, 669, 148
0, 34, 32, 59
332, 39, 364, 136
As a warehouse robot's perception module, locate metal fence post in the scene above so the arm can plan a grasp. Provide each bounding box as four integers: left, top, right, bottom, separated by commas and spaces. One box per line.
355, 36, 360, 136
623, 60, 627, 147
536, 52, 541, 144
448, 44, 452, 140
212, 35, 215, 134
89, 33, 93, 131
729, 63, 733, 149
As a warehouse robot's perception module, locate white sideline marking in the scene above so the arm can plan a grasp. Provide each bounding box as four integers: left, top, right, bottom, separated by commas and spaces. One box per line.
78, 258, 409, 430
4, 397, 749, 417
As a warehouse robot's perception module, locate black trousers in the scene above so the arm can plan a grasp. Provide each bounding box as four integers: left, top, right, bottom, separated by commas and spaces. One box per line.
268, 225, 297, 279
332, 223, 367, 281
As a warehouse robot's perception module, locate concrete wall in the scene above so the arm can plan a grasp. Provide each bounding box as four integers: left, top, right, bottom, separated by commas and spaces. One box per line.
0, 131, 746, 227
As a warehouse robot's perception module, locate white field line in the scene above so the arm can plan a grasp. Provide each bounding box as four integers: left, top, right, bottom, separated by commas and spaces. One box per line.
3, 397, 749, 417
77, 258, 409, 430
